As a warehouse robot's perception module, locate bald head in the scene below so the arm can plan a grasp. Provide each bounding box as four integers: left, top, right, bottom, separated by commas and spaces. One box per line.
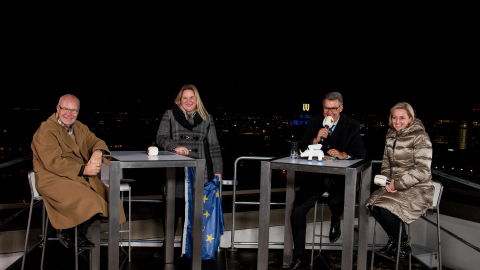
58, 94, 80, 109
56, 94, 80, 127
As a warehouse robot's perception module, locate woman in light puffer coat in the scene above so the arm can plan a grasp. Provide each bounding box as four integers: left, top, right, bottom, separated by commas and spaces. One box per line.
366, 102, 434, 260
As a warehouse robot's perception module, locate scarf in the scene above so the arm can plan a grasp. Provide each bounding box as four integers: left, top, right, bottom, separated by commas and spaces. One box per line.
172, 105, 203, 130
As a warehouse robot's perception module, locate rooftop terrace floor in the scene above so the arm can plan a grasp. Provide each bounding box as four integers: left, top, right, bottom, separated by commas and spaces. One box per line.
12, 243, 450, 270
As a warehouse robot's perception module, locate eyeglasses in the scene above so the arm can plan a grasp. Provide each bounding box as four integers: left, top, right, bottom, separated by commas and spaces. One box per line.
323, 106, 341, 112
58, 106, 79, 114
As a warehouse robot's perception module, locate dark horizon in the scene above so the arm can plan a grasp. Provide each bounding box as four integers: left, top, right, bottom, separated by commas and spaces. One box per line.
2, 3, 477, 122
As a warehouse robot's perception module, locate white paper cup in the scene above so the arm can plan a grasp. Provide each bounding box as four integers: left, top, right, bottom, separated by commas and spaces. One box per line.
147, 146, 158, 156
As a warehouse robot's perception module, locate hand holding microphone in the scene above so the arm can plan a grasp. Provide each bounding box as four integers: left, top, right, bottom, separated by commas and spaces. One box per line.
315, 116, 334, 144
374, 175, 391, 186
374, 175, 397, 193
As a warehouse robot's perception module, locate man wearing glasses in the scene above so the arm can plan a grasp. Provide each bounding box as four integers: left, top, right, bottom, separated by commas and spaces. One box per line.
31, 94, 125, 250
286, 92, 366, 270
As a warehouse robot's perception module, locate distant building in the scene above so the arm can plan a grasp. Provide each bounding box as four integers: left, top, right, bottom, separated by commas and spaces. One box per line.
433, 120, 458, 147
459, 121, 468, 150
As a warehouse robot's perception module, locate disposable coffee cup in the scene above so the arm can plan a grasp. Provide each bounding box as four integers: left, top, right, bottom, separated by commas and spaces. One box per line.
148, 146, 159, 156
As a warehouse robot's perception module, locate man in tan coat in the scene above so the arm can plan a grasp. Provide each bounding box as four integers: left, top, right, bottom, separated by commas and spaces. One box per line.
31, 94, 125, 249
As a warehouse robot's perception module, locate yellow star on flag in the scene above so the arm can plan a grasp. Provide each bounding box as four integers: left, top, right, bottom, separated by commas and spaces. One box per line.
216, 189, 219, 198
206, 234, 215, 243
204, 210, 210, 218
203, 195, 208, 203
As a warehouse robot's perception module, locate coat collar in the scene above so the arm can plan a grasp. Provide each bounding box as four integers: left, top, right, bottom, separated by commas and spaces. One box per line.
387, 118, 425, 138
172, 105, 203, 130
48, 113, 83, 159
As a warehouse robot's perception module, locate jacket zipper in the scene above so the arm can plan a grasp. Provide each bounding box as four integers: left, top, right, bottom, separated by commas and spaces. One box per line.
371, 132, 398, 207
392, 133, 397, 179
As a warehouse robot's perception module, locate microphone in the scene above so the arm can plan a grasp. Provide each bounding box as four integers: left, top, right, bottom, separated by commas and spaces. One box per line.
374, 175, 391, 186
320, 116, 334, 143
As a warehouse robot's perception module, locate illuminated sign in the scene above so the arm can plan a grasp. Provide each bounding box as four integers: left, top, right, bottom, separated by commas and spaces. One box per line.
293, 120, 309, 126
293, 120, 304, 126
303, 103, 310, 111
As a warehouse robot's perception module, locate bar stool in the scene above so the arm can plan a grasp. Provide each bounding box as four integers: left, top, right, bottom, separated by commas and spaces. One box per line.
370, 181, 443, 270
22, 171, 92, 270
310, 191, 330, 266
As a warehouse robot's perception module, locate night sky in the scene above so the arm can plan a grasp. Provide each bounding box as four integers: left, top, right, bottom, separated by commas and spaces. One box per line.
3, 3, 477, 120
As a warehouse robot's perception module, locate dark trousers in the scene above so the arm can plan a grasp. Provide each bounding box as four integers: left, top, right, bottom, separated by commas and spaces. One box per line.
73, 214, 99, 235
290, 174, 346, 259
369, 206, 407, 241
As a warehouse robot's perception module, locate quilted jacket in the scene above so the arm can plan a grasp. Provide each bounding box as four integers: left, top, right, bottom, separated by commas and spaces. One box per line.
366, 118, 434, 224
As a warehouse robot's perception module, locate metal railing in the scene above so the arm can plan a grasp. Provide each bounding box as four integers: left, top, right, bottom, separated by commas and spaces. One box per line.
2, 155, 479, 256
371, 160, 480, 190
221, 156, 275, 251
0, 156, 34, 229
0, 155, 32, 170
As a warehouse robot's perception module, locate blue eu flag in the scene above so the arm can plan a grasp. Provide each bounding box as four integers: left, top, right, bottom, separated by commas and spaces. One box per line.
183, 167, 225, 260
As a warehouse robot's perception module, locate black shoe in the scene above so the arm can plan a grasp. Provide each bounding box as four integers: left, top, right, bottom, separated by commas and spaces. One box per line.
394, 245, 412, 260
284, 258, 306, 270
378, 238, 397, 254
329, 218, 341, 243
76, 233, 95, 249
56, 229, 73, 249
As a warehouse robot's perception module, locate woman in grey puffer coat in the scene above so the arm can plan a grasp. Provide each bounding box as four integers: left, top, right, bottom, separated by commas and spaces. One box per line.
366, 102, 434, 260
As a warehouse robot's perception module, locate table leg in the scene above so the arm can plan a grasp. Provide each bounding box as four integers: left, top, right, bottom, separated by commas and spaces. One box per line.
341, 168, 357, 270
164, 167, 176, 263
108, 160, 121, 270
257, 161, 271, 270
90, 220, 101, 270
283, 169, 296, 266
357, 162, 372, 270
191, 160, 205, 270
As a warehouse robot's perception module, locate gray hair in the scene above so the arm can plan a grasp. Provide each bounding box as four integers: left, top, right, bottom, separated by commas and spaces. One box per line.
323, 92, 343, 106
58, 94, 80, 109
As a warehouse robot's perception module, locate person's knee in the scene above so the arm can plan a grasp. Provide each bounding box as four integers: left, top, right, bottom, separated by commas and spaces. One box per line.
369, 205, 381, 220
327, 194, 344, 211
291, 203, 309, 223
291, 205, 302, 221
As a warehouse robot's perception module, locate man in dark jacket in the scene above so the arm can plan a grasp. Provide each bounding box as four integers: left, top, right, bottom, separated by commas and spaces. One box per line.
286, 92, 366, 270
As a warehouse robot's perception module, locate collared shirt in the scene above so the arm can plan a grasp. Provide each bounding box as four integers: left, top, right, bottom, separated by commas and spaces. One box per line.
330, 115, 340, 134
56, 113, 75, 138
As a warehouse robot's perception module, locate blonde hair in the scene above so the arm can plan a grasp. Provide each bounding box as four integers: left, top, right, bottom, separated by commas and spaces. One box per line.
388, 102, 415, 129
174, 84, 208, 120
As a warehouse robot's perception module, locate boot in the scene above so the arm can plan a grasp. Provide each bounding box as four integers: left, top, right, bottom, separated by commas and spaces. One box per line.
378, 236, 397, 254
396, 239, 412, 260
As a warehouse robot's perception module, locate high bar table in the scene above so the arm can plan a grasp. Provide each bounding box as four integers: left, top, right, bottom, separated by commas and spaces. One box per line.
257, 157, 372, 270
101, 151, 205, 270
